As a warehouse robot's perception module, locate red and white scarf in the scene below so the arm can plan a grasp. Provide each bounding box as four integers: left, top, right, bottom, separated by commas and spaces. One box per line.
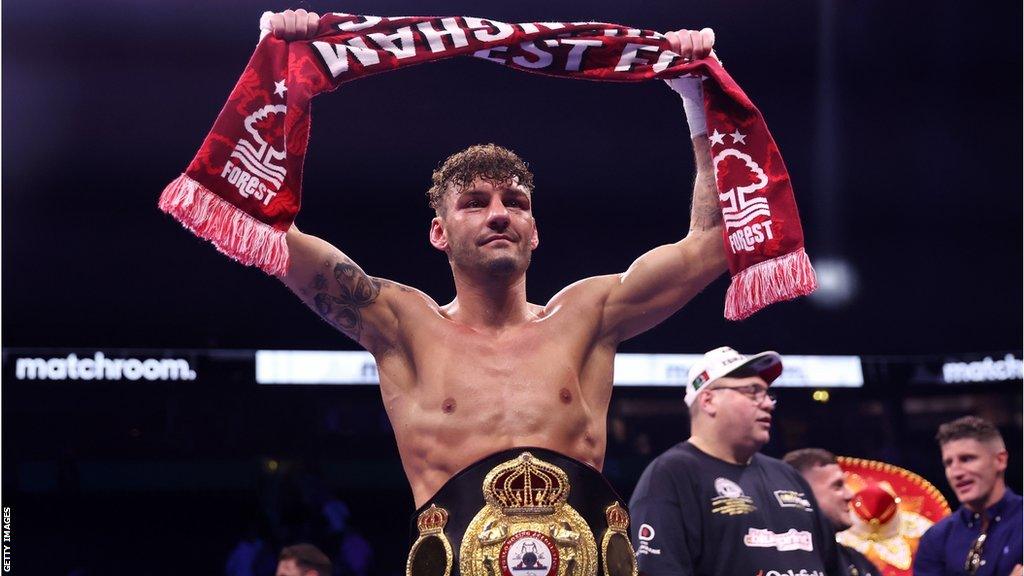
160, 12, 816, 320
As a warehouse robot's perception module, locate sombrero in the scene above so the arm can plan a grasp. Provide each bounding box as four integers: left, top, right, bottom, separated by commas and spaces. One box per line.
836, 456, 952, 576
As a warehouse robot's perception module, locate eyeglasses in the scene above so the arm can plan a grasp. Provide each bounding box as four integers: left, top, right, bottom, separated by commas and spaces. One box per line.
964, 531, 988, 575
708, 384, 776, 404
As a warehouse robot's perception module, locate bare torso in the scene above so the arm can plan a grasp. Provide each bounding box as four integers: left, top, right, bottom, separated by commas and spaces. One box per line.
247, 17, 725, 513
377, 291, 616, 507
281, 142, 724, 506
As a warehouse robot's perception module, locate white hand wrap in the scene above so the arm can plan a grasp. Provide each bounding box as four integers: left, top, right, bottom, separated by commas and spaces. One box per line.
259, 11, 274, 41
665, 76, 707, 138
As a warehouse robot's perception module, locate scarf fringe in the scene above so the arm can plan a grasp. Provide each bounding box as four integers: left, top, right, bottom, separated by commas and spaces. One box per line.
724, 248, 817, 321
158, 174, 289, 276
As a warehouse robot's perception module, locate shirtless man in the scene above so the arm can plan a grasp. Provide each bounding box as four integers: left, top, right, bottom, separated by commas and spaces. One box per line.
267, 9, 725, 509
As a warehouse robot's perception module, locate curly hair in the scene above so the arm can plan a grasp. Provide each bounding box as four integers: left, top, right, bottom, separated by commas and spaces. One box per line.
427, 143, 535, 213
935, 415, 1004, 446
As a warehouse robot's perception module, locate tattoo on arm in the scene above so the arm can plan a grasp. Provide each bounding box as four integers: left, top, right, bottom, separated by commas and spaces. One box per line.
312, 260, 378, 340
690, 171, 723, 232
373, 278, 413, 293
312, 272, 328, 291
689, 138, 723, 233
308, 258, 410, 341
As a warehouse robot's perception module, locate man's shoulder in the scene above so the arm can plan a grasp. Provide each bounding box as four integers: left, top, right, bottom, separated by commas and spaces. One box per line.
933, 508, 961, 528
839, 543, 868, 559
752, 452, 786, 467
921, 509, 959, 542
649, 441, 704, 467
753, 452, 804, 478
1005, 488, 1024, 511
752, 453, 816, 492
839, 544, 880, 575
630, 443, 698, 507
635, 443, 699, 485
915, 509, 957, 569
544, 274, 622, 310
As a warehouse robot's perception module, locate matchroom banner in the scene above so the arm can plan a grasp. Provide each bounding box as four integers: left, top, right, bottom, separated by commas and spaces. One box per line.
904, 351, 1023, 386
2, 348, 1019, 387
1, 349, 254, 386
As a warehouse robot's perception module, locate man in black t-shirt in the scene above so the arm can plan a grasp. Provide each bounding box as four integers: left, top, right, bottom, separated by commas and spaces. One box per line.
629, 346, 840, 576
784, 448, 880, 576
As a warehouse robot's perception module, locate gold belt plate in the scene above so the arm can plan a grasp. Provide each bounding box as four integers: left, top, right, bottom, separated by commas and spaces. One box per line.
460, 452, 598, 576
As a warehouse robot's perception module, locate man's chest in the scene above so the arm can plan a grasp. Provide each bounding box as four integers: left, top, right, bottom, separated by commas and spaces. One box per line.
940, 517, 1024, 576
375, 314, 615, 424
402, 315, 606, 389
688, 467, 826, 574
696, 471, 818, 532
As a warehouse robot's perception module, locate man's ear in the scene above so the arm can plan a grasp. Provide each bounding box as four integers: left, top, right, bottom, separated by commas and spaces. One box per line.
530, 225, 539, 250
995, 449, 1009, 474
429, 217, 448, 252
702, 389, 721, 417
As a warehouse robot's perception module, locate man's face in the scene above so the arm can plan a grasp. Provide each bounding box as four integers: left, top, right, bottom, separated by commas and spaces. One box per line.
276, 559, 311, 576
430, 178, 538, 278
803, 463, 853, 530
941, 438, 1008, 510
705, 375, 775, 449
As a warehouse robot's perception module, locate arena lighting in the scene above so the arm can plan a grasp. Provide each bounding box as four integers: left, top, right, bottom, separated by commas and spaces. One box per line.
809, 256, 859, 308
254, 351, 865, 387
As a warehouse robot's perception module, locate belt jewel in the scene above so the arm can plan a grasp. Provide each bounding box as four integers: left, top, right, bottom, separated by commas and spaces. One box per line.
600, 503, 637, 576
461, 452, 598, 576
408, 504, 454, 576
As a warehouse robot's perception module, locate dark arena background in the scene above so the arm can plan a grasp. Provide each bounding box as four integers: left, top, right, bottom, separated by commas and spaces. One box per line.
2, 1, 1021, 575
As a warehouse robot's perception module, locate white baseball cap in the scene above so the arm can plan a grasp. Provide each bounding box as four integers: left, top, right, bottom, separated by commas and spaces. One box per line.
684, 346, 783, 406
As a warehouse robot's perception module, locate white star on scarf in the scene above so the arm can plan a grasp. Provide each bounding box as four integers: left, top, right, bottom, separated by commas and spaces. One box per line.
273, 80, 288, 98
709, 129, 726, 146
730, 130, 747, 144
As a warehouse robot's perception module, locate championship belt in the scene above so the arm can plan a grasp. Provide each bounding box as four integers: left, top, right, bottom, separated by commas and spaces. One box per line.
406, 448, 637, 576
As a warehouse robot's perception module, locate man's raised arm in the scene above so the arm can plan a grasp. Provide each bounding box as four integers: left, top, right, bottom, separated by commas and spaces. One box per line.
267, 11, 420, 354
591, 29, 729, 343
278, 226, 414, 354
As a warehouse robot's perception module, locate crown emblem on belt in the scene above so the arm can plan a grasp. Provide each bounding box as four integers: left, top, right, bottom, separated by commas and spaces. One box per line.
604, 503, 630, 532
482, 452, 570, 514
417, 504, 449, 535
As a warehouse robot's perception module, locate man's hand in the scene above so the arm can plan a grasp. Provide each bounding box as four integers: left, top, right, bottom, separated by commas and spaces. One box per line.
268, 9, 321, 41
664, 28, 716, 61
663, 28, 717, 138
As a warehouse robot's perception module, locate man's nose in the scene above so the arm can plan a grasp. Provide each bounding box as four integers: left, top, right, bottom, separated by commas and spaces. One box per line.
486, 201, 510, 230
